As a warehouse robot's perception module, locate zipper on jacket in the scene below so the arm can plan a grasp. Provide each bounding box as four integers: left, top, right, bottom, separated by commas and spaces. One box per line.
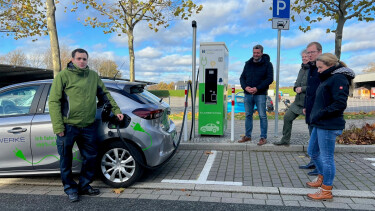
67, 95, 70, 119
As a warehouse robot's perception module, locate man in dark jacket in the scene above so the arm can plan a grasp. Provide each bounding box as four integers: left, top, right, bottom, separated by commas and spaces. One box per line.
299, 42, 322, 174
239, 44, 273, 146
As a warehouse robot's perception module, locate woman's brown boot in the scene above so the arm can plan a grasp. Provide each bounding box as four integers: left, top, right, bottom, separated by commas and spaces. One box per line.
306, 174, 323, 188
307, 184, 333, 201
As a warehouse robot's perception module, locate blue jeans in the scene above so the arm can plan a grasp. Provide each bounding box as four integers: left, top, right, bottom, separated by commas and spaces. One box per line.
56, 123, 98, 195
244, 94, 267, 139
307, 127, 342, 186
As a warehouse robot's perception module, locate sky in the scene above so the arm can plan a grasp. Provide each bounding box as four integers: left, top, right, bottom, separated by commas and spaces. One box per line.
1, 0, 375, 87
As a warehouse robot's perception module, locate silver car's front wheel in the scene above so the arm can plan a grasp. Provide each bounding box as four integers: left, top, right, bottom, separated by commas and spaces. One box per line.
99, 141, 143, 188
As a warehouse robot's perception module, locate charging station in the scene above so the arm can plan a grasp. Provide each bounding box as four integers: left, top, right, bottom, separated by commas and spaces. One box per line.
198, 42, 228, 135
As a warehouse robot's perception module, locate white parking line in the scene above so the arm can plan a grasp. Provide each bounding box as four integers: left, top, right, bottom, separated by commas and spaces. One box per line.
162, 150, 243, 186
364, 158, 375, 167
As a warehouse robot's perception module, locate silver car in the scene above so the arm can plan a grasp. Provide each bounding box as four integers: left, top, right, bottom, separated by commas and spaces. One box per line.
0, 79, 178, 188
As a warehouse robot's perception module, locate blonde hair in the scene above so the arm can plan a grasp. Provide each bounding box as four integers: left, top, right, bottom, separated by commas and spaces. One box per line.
316, 53, 347, 67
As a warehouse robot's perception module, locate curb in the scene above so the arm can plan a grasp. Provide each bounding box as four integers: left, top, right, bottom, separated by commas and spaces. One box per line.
1, 178, 374, 199
179, 143, 375, 153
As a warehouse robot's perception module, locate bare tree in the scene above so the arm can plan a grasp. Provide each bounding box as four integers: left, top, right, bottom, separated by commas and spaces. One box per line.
1, 49, 28, 66
90, 58, 121, 78
44, 45, 72, 70
363, 62, 375, 73
28, 53, 45, 68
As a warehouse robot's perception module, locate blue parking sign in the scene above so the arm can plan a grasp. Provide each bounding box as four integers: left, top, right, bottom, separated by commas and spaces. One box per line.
273, 0, 290, 18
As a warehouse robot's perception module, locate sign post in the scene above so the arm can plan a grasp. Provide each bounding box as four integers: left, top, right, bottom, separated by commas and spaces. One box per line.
272, 0, 290, 137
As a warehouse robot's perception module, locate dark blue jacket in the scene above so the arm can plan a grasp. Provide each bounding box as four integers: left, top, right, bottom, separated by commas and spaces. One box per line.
240, 54, 273, 95
304, 62, 320, 124
310, 65, 355, 130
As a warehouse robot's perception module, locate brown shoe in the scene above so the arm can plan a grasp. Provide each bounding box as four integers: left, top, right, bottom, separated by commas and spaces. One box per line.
307, 184, 333, 201
257, 138, 267, 146
238, 136, 251, 143
306, 174, 323, 188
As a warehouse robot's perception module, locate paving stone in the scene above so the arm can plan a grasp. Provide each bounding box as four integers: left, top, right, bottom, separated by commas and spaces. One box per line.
45, 190, 64, 196
28, 190, 50, 195
123, 188, 136, 194
139, 194, 160, 200
231, 193, 253, 199
178, 196, 200, 201
351, 198, 375, 205
331, 197, 354, 204
284, 200, 300, 207
190, 191, 211, 197
100, 192, 120, 198
171, 190, 192, 196
118, 193, 140, 199
252, 193, 268, 200
133, 189, 154, 194
243, 199, 266, 205
211, 192, 231, 198
348, 203, 375, 210
267, 194, 282, 200
158, 194, 180, 201
266, 200, 284, 206
323, 202, 351, 209
221, 197, 243, 204
299, 201, 325, 208
152, 190, 172, 195
281, 195, 305, 201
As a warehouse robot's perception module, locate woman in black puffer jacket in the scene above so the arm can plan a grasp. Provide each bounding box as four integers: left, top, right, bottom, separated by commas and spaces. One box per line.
305, 53, 355, 201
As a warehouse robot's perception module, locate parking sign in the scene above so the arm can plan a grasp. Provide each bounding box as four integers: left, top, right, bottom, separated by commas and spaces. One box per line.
273, 0, 290, 18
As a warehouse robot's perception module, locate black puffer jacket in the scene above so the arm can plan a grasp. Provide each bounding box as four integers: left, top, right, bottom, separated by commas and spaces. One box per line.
240, 54, 274, 95
304, 62, 320, 124
310, 65, 355, 130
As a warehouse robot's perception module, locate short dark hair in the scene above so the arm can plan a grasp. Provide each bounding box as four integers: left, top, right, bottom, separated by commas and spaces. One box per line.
253, 44, 263, 53
307, 42, 322, 52
72, 48, 89, 58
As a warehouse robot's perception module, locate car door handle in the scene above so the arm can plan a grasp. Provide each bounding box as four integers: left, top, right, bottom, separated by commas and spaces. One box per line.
7, 127, 27, 133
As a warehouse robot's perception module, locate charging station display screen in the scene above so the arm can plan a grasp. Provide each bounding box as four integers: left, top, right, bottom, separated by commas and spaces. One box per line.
205, 68, 217, 104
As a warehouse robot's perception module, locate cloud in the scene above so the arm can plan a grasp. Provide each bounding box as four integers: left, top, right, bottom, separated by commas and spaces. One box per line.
263, 28, 334, 49
136, 47, 162, 58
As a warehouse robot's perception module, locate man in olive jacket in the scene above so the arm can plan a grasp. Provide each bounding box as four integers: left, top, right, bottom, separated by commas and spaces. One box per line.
49, 48, 124, 202
274, 50, 309, 145
239, 44, 273, 146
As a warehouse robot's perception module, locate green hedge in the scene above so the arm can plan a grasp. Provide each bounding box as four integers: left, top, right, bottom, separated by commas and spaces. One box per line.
148, 90, 170, 98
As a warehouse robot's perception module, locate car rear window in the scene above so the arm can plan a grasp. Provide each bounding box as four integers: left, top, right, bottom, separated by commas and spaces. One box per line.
128, 90, 160, 105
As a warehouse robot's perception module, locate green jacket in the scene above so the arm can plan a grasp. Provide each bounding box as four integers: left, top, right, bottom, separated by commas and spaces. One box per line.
49, 62, 121, 134
289, 63, 309, 115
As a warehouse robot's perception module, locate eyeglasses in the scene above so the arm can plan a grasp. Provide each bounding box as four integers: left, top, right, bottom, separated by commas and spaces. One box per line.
76, 57, 87, 61
307, 51, 318, 55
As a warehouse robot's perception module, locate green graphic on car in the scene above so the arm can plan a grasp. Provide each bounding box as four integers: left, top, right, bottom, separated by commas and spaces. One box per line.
131, 122, 152, 151
13, 147, 82, 164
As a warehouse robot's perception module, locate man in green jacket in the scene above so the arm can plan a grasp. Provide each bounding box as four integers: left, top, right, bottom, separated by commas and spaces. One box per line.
49, 48, 124, 202
274, 50, 309, 146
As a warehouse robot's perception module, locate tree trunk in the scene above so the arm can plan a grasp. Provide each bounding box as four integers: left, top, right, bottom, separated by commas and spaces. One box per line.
46, 0, 61, 78
335, 3, 346, 60
128, 28, 135, 82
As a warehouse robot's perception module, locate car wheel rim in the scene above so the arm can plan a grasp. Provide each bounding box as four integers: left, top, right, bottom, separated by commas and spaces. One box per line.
101, 148, 136, 183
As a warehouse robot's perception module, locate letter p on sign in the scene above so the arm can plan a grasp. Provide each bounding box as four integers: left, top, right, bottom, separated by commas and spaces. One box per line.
277, 1, 286, 15
273, 0, 290, 18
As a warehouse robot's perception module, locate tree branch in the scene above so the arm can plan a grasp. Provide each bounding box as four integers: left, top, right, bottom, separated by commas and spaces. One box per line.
346, 0, 375, 20
119, 1, 131, 27
316, 0, 338, 13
